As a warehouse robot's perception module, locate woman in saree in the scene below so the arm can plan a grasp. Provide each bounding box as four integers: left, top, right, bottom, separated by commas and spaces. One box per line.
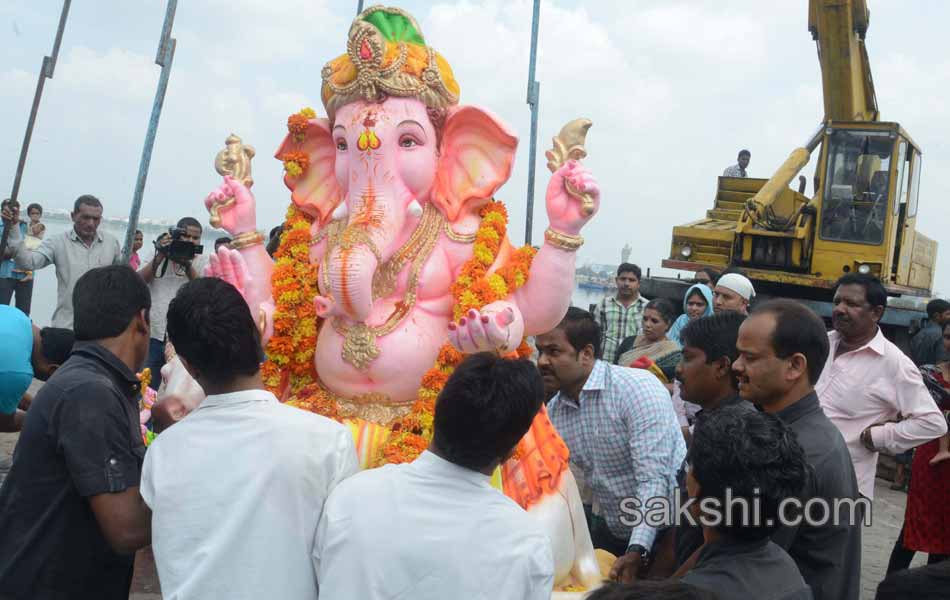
616, 298, 682, 382
668, 283, 714, 344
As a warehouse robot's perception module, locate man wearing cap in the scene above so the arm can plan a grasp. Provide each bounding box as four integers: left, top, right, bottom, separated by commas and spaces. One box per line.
713, 272, 755, 315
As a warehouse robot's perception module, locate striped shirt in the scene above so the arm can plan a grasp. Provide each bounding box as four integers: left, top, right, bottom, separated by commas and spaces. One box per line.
594, 295, 648, 364
548, 360, 686, 550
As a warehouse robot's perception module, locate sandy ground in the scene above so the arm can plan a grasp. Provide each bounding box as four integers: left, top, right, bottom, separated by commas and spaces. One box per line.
0, 427, 930, 600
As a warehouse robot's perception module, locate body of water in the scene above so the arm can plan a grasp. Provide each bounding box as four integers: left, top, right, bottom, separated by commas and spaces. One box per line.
18, 218, 613, 327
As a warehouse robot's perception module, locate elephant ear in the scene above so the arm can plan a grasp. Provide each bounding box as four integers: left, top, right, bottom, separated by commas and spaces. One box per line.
275, 118, 342, 223
432, 106, 518, 222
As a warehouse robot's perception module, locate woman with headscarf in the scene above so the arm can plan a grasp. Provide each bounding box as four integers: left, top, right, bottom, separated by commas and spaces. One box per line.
668, 284, 715, 344
616, 298, 682, 382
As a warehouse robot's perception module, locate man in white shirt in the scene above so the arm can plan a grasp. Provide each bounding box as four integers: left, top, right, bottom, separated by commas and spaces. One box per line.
140, 277, 358, 600
314, 352, 555, 600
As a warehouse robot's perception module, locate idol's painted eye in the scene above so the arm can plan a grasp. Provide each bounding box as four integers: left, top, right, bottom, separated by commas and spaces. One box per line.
399, 136, 419, 148
336, 139, 348, 151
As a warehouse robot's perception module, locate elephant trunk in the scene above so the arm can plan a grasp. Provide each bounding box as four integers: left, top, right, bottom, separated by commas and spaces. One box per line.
328, 182, 404, 323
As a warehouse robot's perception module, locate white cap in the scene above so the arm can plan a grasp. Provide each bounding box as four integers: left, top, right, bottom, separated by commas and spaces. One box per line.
716, 273, 755, 301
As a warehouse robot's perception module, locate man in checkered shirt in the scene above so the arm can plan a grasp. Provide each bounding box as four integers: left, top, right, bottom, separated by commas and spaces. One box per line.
537, 307, 686, 583
593, 263, 649, 364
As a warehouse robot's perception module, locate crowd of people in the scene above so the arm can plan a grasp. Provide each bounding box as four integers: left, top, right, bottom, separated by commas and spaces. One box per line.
0, 193, 949, 599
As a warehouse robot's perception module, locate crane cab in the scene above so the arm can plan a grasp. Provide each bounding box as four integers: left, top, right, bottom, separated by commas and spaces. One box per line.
813, 121, 935, 294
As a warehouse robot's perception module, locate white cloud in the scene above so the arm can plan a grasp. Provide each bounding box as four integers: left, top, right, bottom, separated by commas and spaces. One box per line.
58, 46, 157, 102
0, 68, 34, 98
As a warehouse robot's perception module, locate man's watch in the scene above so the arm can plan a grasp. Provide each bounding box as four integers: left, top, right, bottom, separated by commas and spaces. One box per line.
860, 426, 877, 452
626, 544, 649, 560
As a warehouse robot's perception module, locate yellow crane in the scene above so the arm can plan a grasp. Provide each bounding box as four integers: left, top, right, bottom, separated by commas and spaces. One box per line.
661, 0, 937, 320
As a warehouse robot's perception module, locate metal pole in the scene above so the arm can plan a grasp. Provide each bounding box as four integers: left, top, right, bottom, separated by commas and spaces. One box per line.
122, 0, 178, 263
2, 0, 71, 260
357, 0, 364, 14
524, 0, 541, 246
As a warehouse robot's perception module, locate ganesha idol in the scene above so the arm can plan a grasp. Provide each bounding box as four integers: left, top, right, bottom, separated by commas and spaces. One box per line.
194, 5, 605, 594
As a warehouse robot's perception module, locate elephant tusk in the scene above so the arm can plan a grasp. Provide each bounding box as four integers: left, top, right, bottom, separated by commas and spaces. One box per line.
406, 199, 423, 218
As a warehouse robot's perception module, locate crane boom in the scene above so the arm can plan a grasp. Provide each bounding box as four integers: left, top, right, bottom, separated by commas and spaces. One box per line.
809, 0, 878, 122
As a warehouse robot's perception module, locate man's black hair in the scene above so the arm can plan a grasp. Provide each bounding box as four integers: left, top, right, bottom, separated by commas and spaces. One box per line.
617, 262, 642, 280
835, 273, 887, 309
926, 299, 950, 320
680, 312, 746, 367
585, 580, 719, 600
40, 327, 75, 365
689, 405, 808, 542
26, 203, 42, 215
558, 306, 602, 360
176, 216, 202, 232
875, 560, 950, 600
215, 236, 232, 248
73, 194, 102, 212
166, 278, 265, 384
269, 225, 284, 240
432, 353, 542, 471
697, 267, 720, 284
73, 266, 151, 341
135, 229, 143, 236
752, 299, 830, 385
645, 298, 677, 326
738, 149, 751, 159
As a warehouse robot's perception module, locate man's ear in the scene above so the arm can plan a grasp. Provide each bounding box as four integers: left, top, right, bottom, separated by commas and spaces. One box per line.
136, 309, 150, 336
715, 356, 733, 380
47, 364, 59, 377
580, 344, 596, 366
786, 353, 809, 384
871, 305, 885, 323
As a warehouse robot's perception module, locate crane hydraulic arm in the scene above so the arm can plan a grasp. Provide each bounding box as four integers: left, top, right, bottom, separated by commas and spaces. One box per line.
742, 0, 878, 232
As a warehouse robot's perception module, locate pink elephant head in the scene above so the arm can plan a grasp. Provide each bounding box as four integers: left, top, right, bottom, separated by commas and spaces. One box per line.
276, 100, 517, 322
273, 8, 518, 323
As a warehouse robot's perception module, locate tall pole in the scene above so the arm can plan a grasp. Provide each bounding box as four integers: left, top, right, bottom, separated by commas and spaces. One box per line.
357, 1, 364, 14
122, 0, 178, 262
524, 0, 541, 246
1, 0, 71, 260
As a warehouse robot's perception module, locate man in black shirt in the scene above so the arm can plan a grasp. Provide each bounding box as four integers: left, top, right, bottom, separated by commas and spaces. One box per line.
0, 265, 153, 599
672, 312, 754, 569
681, 405, 811, 600
909, 299, 950, 367
733, 299, 863, 600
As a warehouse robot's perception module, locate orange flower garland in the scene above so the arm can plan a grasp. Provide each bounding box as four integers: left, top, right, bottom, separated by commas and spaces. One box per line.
372, 202, 536, 467
260, 203, 320, 398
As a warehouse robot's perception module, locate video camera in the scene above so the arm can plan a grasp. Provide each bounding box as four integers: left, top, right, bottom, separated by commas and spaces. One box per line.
155, 227, 203, 263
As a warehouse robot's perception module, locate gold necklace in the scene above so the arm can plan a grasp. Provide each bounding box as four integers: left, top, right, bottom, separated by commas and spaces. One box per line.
323, 202, 444, 371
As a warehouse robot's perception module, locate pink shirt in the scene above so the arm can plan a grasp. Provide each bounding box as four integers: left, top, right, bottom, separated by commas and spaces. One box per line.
816, 328, 947, 499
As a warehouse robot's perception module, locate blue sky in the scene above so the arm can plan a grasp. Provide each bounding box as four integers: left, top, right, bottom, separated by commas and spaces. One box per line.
2, 0, 949, 292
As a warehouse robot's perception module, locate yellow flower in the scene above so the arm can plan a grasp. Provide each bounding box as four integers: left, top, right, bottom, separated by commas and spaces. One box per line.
299, 107, 316, 118
285, 161, 303, 177
487, 274, 508, 297
473, 244, 494, 265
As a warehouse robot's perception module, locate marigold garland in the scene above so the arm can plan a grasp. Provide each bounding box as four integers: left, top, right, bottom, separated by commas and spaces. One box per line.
260, 203, 320, 398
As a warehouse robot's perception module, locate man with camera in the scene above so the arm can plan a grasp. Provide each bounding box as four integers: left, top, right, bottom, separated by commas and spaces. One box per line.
139, 217, 205, 390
